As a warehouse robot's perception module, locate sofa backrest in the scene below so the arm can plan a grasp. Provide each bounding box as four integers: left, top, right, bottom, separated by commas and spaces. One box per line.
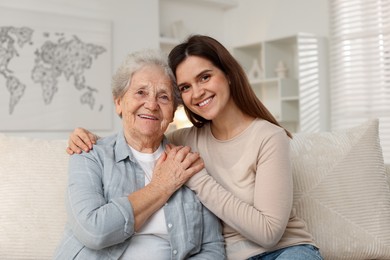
1, 119, 389, 260
0, 134, 68, 260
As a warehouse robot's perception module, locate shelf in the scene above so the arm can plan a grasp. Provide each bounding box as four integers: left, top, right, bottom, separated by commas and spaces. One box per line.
280, 101, 299, 122
263, 40, 297, 79
232, 34, 329, 132
250, 77, 299, 123
279, 78, 298, 98
232, 43, 263, 77
250, 78, 298, 99
281, 96, 299, 101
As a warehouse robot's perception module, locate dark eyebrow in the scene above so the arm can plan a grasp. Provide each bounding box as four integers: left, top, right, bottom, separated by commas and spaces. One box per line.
177, 82, 188, 88
196, 69, 213, 79
177, 69, 213, 87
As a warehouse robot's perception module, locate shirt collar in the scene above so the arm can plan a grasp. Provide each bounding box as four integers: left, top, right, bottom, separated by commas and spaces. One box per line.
114, 131, 168, 163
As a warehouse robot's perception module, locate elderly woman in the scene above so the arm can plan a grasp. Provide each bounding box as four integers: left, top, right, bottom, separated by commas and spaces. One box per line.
54, 49, 225, 260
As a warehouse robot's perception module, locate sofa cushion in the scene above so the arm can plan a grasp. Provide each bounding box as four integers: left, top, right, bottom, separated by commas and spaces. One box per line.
291, 119, 390, 259
0, 134, 69, 260
1, 120, 389, 260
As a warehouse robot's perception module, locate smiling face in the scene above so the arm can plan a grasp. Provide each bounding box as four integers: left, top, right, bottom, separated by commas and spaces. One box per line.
115, 64, 175, 150
175, 55, 233, 122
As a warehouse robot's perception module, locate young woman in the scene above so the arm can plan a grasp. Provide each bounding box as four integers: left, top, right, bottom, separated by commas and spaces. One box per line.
67, 35, 323, 260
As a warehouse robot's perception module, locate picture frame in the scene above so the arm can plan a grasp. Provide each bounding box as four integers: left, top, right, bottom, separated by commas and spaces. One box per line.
0, 7, 113, 131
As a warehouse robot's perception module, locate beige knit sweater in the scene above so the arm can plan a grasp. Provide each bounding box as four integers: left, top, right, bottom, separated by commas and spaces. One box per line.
168, 119, 315, 260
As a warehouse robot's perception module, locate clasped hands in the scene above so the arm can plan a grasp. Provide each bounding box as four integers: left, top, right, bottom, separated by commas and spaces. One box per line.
66, 127, 204, 196
151, 144, 204, 195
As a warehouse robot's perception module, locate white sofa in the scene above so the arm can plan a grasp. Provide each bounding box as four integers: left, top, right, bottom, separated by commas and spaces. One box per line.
1, 119, 390, 260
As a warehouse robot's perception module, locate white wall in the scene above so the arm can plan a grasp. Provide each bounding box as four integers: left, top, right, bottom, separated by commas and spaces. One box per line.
0, 0, 330, 139
0, 0, 159, 139
224, 0, 329, 45
159, 0, 227, 42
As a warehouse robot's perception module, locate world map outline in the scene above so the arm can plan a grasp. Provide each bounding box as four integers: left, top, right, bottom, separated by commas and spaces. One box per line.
0, 25, 107, 115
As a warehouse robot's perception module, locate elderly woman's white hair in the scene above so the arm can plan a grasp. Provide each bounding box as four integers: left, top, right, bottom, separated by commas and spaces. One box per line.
112, 49, 181, 110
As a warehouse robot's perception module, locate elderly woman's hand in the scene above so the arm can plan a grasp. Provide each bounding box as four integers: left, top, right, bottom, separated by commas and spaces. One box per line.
151, 145, 204, 195
66, 127, 98, 155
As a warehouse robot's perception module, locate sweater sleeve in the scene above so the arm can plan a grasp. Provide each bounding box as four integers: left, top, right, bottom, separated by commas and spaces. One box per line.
186, 131, 292, 249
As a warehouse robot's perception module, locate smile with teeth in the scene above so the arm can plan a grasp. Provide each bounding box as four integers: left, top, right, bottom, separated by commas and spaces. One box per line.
197, 97, 213, 107
139, 114, 158, 120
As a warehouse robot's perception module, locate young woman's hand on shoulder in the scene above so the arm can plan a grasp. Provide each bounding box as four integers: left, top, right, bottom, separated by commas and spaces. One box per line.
66, 127, 98, 155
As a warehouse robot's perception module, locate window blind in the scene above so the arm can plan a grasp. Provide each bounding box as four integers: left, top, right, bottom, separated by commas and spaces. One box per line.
297, 33, 321, 133
329, 0, 390, 163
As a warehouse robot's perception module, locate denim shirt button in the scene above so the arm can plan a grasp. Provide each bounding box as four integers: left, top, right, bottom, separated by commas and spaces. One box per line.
168, 223, 173, 228
173, 249, 178, 255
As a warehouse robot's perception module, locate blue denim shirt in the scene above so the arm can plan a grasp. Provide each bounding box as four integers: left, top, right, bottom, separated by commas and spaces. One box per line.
53, 131, 225, 260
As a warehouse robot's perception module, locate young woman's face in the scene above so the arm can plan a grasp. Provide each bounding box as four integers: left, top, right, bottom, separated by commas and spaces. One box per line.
175, 56, 231, 121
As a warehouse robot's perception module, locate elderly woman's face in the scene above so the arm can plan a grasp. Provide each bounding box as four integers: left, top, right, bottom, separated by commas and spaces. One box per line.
115, 65, 175, 140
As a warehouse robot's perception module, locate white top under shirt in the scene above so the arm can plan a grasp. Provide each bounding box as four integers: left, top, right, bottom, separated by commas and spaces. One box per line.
120, 144, 170, 260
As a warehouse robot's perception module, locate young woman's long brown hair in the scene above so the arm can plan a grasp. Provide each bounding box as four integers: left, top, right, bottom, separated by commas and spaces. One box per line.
168, 34, 292, 138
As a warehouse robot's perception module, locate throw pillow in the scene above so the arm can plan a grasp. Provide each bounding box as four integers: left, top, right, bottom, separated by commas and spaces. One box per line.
0, 134, 69, 260
291, 119, 390, 259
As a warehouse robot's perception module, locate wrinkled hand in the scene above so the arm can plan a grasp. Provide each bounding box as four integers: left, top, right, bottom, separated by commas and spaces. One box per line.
150, 145, 204, 195
165, 143, 204, 171
66, 127, 98, 155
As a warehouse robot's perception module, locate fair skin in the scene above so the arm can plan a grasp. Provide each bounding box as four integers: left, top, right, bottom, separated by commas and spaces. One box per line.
67, 58, 254, 230
66, 50, 311, 258
67, 56, 253, 151
108, 64, 204, 231
176, 56, 254, 140
115, 65, 174, 152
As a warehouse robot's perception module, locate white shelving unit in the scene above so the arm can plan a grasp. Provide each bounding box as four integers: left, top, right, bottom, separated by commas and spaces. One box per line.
249, 77, 299, 122
232, 33, 328, 133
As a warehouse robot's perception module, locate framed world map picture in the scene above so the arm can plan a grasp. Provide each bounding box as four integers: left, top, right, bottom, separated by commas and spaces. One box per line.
0, 7, 112, 131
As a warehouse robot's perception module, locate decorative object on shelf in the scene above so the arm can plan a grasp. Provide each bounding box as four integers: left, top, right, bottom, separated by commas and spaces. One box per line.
171, 20, 188, 40
275, 60, 288, 78
247, 59, 263, 80
232, 34, 327, 133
